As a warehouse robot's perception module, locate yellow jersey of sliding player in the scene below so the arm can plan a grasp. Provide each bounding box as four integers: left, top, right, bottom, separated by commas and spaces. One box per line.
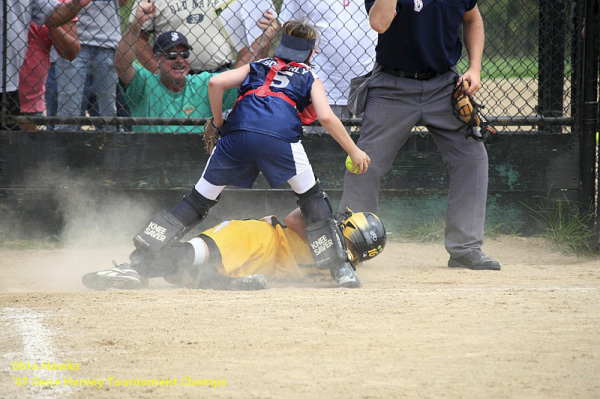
199, 216, 331, 282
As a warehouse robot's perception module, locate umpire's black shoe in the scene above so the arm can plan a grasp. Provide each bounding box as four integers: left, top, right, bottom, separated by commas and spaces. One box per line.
448, 250, 501, 271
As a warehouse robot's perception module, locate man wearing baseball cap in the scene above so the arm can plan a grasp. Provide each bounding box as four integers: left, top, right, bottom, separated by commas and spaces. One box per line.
115, 2, 236, 133
152, 30, 192, 55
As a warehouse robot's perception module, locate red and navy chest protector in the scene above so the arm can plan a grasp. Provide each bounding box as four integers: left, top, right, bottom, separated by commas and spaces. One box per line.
221, 57, 317, 143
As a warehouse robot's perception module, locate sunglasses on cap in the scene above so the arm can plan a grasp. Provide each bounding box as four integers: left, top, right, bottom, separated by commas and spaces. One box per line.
162, 50, 190, 60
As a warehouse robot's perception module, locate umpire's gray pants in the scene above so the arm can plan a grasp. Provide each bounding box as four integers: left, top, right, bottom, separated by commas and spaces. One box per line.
338, 69, 489, 257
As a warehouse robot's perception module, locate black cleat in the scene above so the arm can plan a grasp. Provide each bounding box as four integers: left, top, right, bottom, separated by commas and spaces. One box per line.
448, 250, 501, 271
82, 262, 144, 290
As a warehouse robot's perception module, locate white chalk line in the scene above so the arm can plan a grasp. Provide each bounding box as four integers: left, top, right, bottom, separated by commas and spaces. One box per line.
1, 307, 72, 399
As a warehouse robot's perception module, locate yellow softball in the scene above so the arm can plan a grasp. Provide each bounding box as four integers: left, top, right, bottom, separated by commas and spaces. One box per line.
345, 155, 359, 173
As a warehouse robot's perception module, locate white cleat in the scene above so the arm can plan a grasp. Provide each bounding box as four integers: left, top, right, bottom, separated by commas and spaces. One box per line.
332, 263, 361, 288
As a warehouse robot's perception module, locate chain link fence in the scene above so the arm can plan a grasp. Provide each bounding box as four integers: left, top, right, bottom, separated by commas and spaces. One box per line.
0, 0, 594, 134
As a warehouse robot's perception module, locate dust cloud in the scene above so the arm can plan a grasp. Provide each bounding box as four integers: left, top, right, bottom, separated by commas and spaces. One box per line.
1, 169, 299, 292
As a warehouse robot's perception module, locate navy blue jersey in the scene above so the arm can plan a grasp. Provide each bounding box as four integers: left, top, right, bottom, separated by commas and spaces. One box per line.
365, 0, 477, 73
222, 57, 317, 143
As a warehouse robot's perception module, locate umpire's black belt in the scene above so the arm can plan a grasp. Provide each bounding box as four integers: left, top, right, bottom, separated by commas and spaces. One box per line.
382, 67, 443, 80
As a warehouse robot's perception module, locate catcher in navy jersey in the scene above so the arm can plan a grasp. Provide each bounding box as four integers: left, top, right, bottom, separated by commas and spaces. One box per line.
130, 20, 370, 288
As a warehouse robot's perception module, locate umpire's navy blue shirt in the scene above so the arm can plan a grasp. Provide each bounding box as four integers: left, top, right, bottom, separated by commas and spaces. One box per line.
365, 0, 477, 73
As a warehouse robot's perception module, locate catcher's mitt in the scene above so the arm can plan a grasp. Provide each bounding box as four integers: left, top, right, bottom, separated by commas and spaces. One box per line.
451, 78, 498, 144
203, 117, 222, 154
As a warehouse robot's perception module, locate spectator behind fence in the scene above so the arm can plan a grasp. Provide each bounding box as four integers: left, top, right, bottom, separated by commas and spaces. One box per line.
55, 0, 129, 131
47, 46, 132, 133
279, 0, 376, 132
339, 0, 500, 271
19, 1, 80, 131
0, 0, 90, 131
115, 2, 236, 133
128, 0, 278, 77
46, 40, 77, 131
45, 52, 60, 131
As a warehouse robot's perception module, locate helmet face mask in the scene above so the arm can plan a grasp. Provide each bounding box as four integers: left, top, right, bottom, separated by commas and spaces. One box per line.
340, 209, 386, 263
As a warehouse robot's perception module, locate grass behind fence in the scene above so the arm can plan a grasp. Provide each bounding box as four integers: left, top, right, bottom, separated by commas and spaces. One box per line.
458, 57, 573, 79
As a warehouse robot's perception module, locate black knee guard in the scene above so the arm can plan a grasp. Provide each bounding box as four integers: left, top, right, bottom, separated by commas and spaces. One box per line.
305, 218, 349, 270
297, 182, 349, 270
296, 182, 333, 223
133, 189, 218, 252
133, 209, 187, 252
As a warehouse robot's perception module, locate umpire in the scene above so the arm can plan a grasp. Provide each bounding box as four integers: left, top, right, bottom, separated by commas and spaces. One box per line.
339, 0, 500, 271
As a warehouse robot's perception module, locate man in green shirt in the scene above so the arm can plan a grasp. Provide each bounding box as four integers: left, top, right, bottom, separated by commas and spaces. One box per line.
115, 2, 235, 133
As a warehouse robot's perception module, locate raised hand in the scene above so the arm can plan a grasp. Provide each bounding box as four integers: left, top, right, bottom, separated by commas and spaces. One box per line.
135, 1, 156, 25
257, 9, 279, 40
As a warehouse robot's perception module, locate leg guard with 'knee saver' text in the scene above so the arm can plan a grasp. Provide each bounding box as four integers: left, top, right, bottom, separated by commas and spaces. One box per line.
133, 189, 218, 252
133, 209, 187, 252
305, 218, 348, 270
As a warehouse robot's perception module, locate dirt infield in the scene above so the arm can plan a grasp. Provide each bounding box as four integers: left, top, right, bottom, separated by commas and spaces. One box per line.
1, 237, 599, 399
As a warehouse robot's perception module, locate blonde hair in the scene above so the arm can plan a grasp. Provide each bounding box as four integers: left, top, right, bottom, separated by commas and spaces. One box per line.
281, 20, 320, 64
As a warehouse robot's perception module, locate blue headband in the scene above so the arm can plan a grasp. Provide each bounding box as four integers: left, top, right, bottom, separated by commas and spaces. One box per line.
274, 33, 316, 62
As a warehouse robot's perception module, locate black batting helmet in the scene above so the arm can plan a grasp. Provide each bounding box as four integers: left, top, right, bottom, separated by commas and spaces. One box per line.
340, 208, 386, 262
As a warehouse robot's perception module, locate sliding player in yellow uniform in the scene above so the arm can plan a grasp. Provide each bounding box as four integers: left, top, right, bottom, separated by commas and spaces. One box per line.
82, 208, 386, 291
